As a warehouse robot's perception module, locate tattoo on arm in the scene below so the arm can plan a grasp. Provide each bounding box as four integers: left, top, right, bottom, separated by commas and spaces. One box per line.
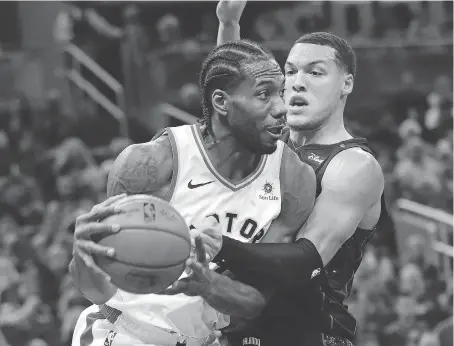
106, 136, 172, 197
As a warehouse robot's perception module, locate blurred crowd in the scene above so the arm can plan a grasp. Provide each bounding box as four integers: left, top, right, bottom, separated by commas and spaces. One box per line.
0, 91, 135, 346
0, 1, 452, 346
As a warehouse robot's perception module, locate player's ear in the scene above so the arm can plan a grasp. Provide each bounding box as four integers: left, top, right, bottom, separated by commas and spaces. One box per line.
212, 89, 228, 117
341, 73, 354, 96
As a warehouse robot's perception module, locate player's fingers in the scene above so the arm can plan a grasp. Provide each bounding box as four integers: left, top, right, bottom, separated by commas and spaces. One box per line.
205, 214, 220, 227
161, 279, 189, 295
75, 222, 121, 240
83, 204, 123, 224
186, 258, 205, 276
189, 228, 201, 248
75, 250, 111, 282
194, 235, 207, 263
76, 240, 115, 258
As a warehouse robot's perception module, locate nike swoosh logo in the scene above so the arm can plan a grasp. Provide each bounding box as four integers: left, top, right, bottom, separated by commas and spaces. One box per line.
188, 180, 214, 189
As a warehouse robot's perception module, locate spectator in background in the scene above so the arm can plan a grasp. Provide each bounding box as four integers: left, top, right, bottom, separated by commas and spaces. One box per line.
156, 14, 182, 50
196, 13, 218, 44
407, 6, 442, 42
398, 110, 422, 144
394, 136, 441, 205
389, 71, 428, 126
418, 332, 440, 346
253, 12, 283, 42
422, 76, 453, 144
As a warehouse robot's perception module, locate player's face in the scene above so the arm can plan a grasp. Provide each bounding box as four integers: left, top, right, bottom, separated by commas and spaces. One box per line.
284, 43, 351, 130
225, 61, 287, 154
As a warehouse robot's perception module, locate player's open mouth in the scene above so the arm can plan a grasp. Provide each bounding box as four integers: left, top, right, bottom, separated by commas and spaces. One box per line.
266, 125, 284, 138
289, 95, 309, 108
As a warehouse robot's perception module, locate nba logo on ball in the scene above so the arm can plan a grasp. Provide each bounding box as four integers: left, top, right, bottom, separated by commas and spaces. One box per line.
104, 330, 117, 346
143, 202, 156, 222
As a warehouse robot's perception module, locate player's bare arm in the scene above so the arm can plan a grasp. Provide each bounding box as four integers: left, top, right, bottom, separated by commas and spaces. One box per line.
165, 146, 316, 317
70, 135, 174, 305
215, 150, 384, 288
106, 134, 173, 198
216, 0, 244, 46
297, 149, 383, 264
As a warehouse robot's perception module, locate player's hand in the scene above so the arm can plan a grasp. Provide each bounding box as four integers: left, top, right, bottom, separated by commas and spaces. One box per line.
192, 215, 223, 262
162, 234, 219, 297
216, 0, 247, 24
71, 193, 126, 283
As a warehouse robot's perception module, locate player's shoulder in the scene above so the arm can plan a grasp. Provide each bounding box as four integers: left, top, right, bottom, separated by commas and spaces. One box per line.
280, 144, 316, 199
106, 132, 173, 197
324, 146, 384, 191
281, 143, 316, 183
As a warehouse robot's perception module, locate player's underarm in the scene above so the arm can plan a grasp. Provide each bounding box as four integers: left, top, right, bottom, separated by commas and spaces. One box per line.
106, 137, 172, 198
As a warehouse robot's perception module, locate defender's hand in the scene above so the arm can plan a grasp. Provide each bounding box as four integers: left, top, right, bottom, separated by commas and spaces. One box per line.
216, 0, 247, 24
192, 215, 223, 262
163, 235, 219, 297
71, 193, 126, 283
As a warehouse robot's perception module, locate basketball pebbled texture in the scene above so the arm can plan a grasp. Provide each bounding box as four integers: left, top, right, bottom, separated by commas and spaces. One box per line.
92, 194, 191, 294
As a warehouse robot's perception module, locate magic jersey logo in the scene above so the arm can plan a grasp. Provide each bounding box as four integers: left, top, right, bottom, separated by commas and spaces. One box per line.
308, 153, 324, 164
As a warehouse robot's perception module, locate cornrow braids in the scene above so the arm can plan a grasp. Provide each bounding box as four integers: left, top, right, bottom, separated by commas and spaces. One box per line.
199, 40, 275, 139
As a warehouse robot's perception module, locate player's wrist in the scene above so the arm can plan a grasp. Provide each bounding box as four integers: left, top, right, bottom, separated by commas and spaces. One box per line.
219, 21, 240, 28
200, 271, 221, 300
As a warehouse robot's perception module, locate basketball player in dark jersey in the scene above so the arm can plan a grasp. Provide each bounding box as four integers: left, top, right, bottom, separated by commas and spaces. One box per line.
181, 1, 393, 345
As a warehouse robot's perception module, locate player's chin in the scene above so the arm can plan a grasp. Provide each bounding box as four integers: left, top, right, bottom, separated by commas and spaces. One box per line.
258, 139, 278, 155
286, 113, 315, 130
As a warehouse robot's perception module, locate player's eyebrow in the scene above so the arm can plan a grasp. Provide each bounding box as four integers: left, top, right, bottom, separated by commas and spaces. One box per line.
255, 76, 284, 88
285, 60, 330, 68
256, 79, 275, 87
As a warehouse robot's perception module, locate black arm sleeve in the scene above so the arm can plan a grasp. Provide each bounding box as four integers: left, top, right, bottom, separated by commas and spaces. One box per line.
214, 236, 323, 288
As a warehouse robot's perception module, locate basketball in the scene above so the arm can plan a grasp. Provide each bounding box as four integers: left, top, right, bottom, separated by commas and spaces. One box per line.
92, 195, 191, 294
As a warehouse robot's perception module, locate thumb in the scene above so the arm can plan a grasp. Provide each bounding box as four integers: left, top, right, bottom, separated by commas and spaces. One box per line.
205, 214, 220, 227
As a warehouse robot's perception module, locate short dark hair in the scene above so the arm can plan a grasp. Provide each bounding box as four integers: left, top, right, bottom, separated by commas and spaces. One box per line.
294, 32, 356, 78
199, 40, 275, 136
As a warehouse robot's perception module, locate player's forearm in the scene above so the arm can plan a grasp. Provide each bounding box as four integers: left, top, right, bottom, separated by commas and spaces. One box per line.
214, 236, 323, 288
69, 256, 117, 305
202, 274, 266, 318
217, 22, 241, 46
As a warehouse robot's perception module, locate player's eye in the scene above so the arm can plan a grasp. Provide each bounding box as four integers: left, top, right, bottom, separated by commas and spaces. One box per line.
285, 70, 295, 76
258, 90, 270, 100
310, 70, 322, 76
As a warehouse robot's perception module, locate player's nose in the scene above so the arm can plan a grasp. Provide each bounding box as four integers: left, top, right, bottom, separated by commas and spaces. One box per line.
292, 71, 307, 92
271, 96, 287, 120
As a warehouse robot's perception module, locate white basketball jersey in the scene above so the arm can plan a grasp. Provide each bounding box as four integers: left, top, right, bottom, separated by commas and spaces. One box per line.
103, 124, 284, 342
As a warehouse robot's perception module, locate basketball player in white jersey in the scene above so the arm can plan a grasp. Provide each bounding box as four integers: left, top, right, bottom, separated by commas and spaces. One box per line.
70, 40, 316, 346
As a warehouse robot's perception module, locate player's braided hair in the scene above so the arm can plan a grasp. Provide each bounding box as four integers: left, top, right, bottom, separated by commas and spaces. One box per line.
199, 40, 274, 138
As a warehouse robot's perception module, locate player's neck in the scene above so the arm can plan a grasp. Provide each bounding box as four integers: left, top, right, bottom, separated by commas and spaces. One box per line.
203, 123, 261, 182
289, 113, 352, 147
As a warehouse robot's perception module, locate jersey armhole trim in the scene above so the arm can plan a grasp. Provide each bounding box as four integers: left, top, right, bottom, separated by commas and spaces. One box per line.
163, 128, 179, 202
277, 142, 288, 199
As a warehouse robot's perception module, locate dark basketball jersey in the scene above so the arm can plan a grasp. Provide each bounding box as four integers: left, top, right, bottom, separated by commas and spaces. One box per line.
287, 137, 390, 304
224, 137, 393, 345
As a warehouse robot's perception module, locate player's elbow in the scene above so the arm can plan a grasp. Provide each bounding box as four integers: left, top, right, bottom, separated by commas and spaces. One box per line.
243, 293, 267, 319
